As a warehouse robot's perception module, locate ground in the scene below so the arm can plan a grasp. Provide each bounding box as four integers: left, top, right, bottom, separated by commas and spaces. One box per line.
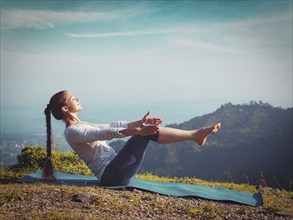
0, 171, 293, 220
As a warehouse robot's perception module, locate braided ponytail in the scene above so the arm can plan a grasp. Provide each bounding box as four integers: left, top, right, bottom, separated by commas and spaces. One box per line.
43, 104, 55, 180
45, 104, 52, 157
42, 90, 67, 180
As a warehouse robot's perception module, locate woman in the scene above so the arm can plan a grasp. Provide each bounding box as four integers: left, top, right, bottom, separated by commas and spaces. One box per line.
44, 90, 221, 186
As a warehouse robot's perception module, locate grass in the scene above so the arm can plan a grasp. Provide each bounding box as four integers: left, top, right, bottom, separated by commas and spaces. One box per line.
1, 168, 293, 219
136, 172, 293, 214
262, 188, 293, 214
136, 173, 257, 193
2, 145, 292, 219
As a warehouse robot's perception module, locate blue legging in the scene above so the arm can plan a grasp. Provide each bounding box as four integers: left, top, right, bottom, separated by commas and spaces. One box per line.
99, 133, 159, 186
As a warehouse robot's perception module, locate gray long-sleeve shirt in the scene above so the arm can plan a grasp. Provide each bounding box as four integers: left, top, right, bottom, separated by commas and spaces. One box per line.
64, 121, 128, 181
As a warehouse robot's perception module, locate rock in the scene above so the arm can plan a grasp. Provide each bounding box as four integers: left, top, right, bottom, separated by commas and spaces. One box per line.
72, 192, 98, 203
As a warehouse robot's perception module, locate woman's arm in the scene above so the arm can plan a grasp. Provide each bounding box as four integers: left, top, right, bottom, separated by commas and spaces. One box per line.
95, 112, 163, 130
65, 112, 163, 143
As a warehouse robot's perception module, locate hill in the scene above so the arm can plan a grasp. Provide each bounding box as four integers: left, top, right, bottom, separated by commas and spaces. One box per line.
112, 102, 293, 189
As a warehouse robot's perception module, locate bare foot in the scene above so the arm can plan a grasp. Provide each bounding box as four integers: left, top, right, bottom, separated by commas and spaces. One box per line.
194, 123, 221, 146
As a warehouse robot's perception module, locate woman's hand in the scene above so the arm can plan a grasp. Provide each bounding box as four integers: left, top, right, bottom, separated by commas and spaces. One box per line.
123, 111, 163, 136
136, 111, 162, 136
141, 111, 163, 126
136, 123, 159, 136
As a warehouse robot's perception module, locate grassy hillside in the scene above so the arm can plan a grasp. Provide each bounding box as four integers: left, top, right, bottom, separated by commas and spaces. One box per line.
1, 147, 293, 219
1, 169, 293, 219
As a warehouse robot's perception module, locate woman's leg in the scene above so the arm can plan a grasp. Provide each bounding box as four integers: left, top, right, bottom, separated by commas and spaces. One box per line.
100, 123, 221, 186
157, 123, 221, 145
99, 134, 158, 186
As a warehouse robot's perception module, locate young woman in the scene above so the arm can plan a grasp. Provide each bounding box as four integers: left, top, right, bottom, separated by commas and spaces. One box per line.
44, 90, 221, 186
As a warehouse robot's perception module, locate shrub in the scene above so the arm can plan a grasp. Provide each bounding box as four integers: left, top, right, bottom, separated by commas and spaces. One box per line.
10, 145, 47, 171
9, 145, 93, 176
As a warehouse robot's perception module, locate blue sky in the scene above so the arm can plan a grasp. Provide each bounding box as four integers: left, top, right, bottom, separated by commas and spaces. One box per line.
0, 0, 292, 128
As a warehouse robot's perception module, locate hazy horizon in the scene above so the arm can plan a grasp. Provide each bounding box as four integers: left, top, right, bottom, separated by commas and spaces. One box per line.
1, 99, 291, 135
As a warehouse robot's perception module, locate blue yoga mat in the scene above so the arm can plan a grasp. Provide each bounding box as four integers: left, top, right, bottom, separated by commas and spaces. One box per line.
17, 170, 263, 206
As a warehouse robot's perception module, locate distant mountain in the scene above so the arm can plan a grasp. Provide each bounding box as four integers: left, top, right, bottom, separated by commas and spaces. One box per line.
112, 102, 293, 189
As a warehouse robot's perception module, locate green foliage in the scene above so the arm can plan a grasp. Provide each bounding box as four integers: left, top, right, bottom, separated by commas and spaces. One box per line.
8, 145, 93, 176
0, 168, 29, 182
9, 145, 47, 172
55, 151, 93, 176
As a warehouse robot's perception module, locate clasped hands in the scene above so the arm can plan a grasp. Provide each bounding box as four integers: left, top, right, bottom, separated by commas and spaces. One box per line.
137, 111, 163, 136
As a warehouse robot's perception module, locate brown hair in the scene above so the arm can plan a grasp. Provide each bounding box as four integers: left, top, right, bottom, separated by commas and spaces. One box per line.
43, 90, 67, 180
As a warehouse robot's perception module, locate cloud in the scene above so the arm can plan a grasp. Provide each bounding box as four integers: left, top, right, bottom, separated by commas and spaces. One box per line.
66, 28, 201, 38
171, 38, 241, 54
225, 11, 292, 30
0, 8, 134, 30
169, 12, 291, 54
65, 11, 291, 39
66, 25, 213, 38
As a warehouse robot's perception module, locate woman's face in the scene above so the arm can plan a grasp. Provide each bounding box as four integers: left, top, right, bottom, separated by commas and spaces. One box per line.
63, 91, 83, 113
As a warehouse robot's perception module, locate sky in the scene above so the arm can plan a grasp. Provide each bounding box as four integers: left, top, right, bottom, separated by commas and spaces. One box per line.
0, 0, 292, 132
